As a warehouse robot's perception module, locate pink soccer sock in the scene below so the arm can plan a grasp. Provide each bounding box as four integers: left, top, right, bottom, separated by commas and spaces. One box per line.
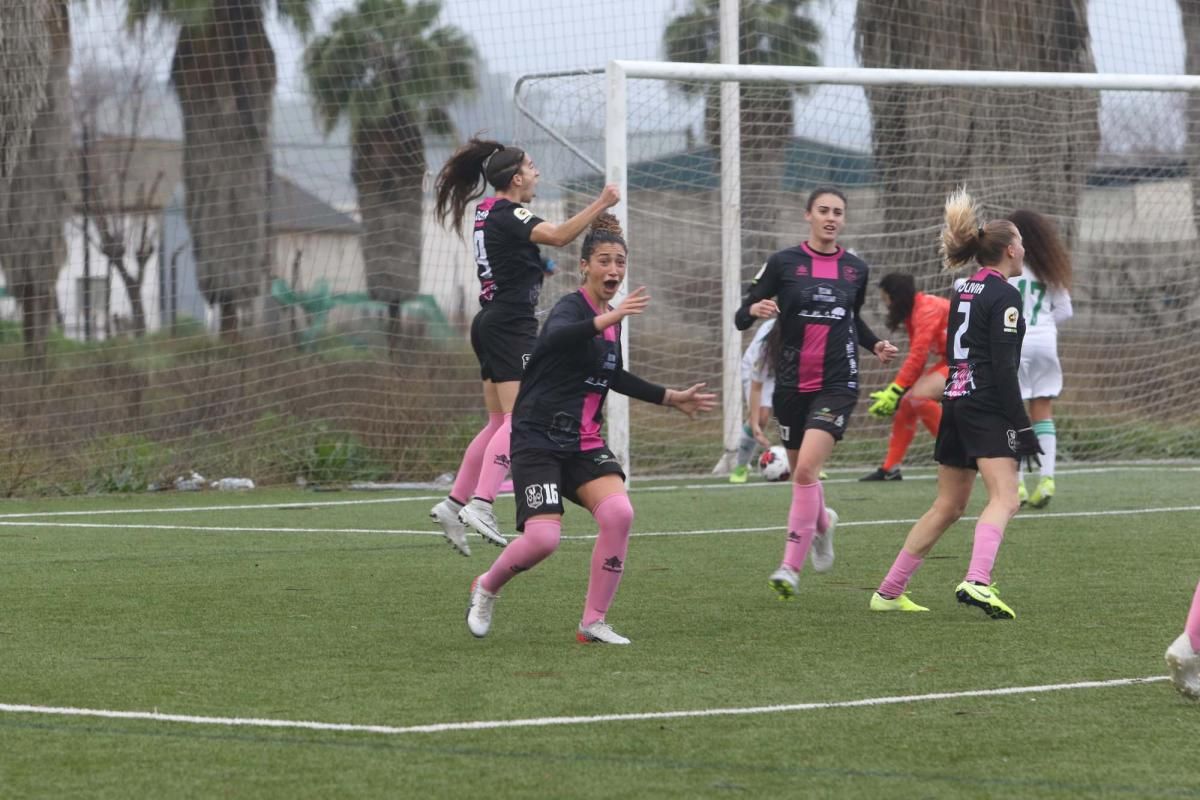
450, 412, 505, 505
1186, 579, 1200, 652
473, 412, 512, 503
781, 482, 821, 571
964, 522, 1004, 585
878, 549, 924, 598
479, 518, 561, 594
581, 494, 635, 627
816, 480, 830, 534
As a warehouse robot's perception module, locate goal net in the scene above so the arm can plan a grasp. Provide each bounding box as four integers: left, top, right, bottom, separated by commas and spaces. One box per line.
515, 63, 1200, 474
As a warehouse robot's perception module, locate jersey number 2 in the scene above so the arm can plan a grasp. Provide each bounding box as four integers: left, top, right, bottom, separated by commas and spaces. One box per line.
952, 301, 971, 360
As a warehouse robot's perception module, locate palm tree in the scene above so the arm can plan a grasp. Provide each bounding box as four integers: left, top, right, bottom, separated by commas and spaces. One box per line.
128, 0, 314, 339
855, 0, 1099, 268
0, 0, 70, 369
664, 0, 821, 272
304, 0, 476, 339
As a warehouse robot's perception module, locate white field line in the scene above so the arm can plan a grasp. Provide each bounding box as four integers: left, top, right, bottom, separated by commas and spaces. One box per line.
0, 463, 1195, 521
2, 503, 1199, 540
0, 676, 1167, 737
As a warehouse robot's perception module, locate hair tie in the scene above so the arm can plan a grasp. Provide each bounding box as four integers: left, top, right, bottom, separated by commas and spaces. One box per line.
977, 225, 985, 238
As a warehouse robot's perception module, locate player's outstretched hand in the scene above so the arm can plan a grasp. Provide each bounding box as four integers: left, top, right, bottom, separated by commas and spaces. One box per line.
667, 383, 717, 419
868, 382, 905, 418
615, 286, 650, 318
874, 339, 899, 364
599, 183, 621, 209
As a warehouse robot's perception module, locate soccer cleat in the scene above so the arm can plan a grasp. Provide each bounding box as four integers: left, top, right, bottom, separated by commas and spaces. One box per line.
859, 466, 902, 482
458, 498, 508, 547
955, 581, 1016, 619
869, 591, 930, 612
576, 620, 631, 645
810, 508, 838, 573
1029, 477, 1055, 509
430, 499, 470, 556
768, 566, 800, 600
1165, 632, 1200, 700
729, 464, 750, 484
1017, 482, 1029, 506
466, 576, 498, 638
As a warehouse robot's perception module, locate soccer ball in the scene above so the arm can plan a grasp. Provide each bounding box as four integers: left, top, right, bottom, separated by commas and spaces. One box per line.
758, 445, 790, 482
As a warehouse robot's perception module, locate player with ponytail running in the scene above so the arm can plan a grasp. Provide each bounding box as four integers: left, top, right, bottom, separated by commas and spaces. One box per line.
870, 188, 1042, 618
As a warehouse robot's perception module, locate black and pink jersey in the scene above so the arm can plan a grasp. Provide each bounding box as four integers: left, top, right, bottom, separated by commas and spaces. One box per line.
512, 289, 665, 453
735, 243, 880, 393
945, 267, 1030, 427
473, 197, 546, 308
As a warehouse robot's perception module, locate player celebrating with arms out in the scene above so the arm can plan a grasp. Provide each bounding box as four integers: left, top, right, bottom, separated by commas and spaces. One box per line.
430, 138, 619, 556
736, 187, 897, 602
465, 215, 715, 644
869, 188, 1042, 618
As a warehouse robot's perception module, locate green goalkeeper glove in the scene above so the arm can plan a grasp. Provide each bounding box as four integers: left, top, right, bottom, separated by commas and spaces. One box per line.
868, 382, 906, 418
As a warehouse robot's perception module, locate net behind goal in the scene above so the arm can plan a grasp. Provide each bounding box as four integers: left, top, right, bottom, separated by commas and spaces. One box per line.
514, 62, 1200, 475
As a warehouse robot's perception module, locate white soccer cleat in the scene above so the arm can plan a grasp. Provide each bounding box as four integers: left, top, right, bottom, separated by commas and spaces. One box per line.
768, 565, 800, 600
1165, 632, 1200, 700
810, 508, 838, 574
576, 620, 631, 645
466, 576, 498, 638
458, 498, 508, 547
430, 499, 470, 556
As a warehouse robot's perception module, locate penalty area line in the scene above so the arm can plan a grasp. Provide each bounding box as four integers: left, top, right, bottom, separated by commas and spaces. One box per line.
0, 675, 1167, 737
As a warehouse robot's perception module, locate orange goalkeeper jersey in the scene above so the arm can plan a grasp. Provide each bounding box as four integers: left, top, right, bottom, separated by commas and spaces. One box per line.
894, 291, 950, 389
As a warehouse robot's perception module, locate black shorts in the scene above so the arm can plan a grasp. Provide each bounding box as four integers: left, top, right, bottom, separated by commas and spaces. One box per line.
934, 398, 1021, 469
470, 304, 537, 382
512, 446, 626, 531
771, 389, 857, 449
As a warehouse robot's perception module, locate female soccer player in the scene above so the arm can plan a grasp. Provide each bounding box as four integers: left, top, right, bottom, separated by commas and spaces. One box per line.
464, 215, 715, 644
1005, 209, 1073, 509
429, 138, 620, 556
860, 272, 950, 482
1166, 578, 1200, 699
735, 187, 898, 601
728, 318, 778, 483
869, 188, 1042, 618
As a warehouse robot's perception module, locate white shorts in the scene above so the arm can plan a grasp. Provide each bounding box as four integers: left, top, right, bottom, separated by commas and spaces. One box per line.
742, 377, 775, 410
1018, 342, 1063, 400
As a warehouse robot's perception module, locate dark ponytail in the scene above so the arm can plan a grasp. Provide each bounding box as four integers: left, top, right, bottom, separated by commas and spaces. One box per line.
879, 272, 916, 332
434, 137, 527, 234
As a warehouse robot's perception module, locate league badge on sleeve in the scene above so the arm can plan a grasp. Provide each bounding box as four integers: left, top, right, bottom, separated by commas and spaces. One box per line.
1003, 306, 1019, 332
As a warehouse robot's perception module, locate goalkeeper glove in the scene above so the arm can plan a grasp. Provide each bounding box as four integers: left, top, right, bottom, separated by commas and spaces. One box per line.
868, 382, 906, 418
1014, 427, 1044, 470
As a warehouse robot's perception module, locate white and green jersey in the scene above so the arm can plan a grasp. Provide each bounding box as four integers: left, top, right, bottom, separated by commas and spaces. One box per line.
1007, 263, 1073, 346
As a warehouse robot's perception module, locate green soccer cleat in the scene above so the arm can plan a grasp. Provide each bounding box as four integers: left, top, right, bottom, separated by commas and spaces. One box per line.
1017, 481, 1028, 506
769, 566, 799, 600
955, 581, 1016, 619
869, 591, 929, 612
729, 465, 750, 484
1029, 477, 1055, 509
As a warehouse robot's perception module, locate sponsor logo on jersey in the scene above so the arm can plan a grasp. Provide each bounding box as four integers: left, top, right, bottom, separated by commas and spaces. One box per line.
513, 207, 534, 223
843, 265, 858, 283
1003, 306, 1019, 332
593, 451, 616, 465
475, 208, 490, 222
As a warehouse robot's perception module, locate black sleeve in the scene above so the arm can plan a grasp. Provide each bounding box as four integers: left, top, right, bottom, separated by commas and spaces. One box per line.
734, 258, 781, 331
989, 294, 1032, 429
611, 368, 667, 405
853, 272, 881, 353
539, 296, 597, 350
493, 203, 545, 243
